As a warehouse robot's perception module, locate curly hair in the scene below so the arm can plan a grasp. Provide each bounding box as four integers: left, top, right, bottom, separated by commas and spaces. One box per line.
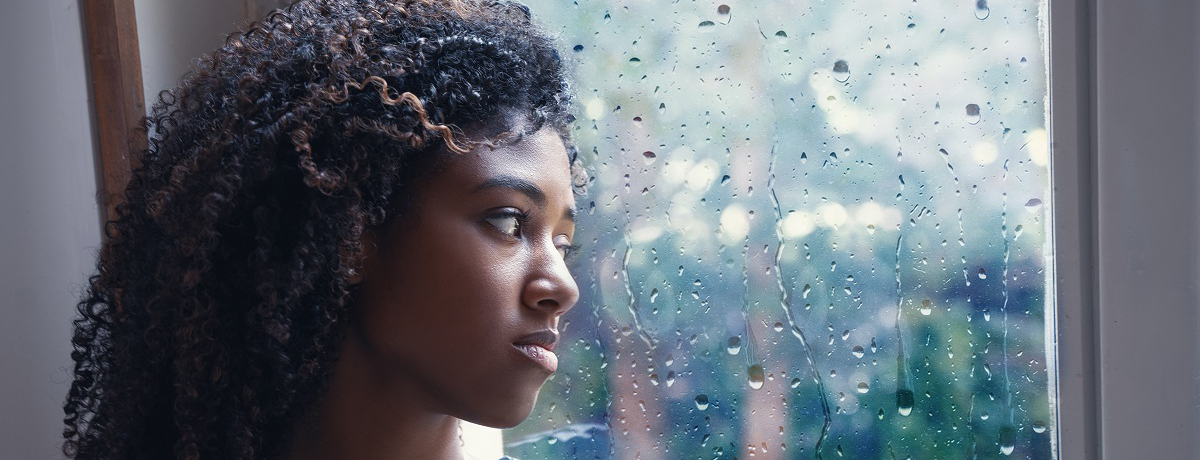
62, 1, 574, 458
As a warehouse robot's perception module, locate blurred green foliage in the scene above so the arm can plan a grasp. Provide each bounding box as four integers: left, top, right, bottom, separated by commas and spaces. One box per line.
504, 1, 1053, 459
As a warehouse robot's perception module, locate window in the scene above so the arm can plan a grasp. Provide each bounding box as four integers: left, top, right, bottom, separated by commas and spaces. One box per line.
508, 1, 1055, 458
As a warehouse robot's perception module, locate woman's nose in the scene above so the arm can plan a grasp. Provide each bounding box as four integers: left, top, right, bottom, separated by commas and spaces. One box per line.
522, 243, 579, 317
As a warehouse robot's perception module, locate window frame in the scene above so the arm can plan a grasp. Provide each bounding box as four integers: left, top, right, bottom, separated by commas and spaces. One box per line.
1050, 0, 1200, 459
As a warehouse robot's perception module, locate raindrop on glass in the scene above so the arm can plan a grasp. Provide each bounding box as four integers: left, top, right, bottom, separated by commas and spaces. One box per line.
790, 377, 802, 388
773, 322, 784, 332
920, 299, 933, 315
978, 268, 987, 279
832, 60, 851, 82
1032, 421, 1047, 433
856, 382, 870, 393
572, 44, 583, 52
1024, 198, 1043, 213
975, 0, 991, 20
642, 150, 657, 164
897, 388, 915, 416
966, 103, 982, 124
999, 424, 1017, 455
717, 4, 731, 15
649, 288, 659, 303
694, 394, 710, 410
851, 345, 865, 358
726, 336, 742, 355
698, 20, 716, 30
747, 364, 765, 390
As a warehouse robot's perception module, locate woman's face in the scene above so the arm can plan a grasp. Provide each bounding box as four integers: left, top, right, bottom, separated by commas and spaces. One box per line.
351, 126, 579, 428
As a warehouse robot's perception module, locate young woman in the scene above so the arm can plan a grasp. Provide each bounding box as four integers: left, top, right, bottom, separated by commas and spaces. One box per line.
62, 1, 581, 459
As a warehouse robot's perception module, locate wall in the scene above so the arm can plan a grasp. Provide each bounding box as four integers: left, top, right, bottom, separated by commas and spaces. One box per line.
134, 0, 246, 111
0, 0, 101, 458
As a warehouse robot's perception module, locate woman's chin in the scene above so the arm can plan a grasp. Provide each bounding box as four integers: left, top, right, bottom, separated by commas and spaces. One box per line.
463, 392, 541, 429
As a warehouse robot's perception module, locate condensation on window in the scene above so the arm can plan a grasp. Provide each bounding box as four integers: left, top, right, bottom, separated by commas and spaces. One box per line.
507, 1, 1053, 459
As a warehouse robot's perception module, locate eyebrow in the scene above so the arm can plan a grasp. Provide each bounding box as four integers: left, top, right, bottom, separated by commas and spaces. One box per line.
471, 175, 577, 223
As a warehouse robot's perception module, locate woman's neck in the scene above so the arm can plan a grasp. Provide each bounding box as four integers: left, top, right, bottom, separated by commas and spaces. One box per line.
286, 333, 468, 460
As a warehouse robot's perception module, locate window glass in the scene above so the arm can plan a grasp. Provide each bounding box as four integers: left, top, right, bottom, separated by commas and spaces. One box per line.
508, 0, 1054, 459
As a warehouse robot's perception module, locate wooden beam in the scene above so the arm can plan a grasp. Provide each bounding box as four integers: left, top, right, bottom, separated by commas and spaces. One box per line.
83, 0, 145, 230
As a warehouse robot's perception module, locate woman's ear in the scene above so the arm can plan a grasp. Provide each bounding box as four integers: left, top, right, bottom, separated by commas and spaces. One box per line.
346, 229, 378, 286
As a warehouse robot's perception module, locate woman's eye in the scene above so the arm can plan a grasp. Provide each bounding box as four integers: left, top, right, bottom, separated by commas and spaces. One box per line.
485, 214, 522, 237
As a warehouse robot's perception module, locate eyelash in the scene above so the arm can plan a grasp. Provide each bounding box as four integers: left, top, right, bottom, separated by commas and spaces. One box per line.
484, 209, 578, 261
560, 243, 582, 261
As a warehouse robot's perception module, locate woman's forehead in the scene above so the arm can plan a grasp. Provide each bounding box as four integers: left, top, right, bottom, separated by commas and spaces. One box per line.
452, 128, 573, 192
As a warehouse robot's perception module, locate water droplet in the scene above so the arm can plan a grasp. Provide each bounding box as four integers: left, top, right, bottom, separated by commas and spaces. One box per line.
978, 268, 987, 279
603, 12, 611, 23
642, 150, 657, 164
694, 394, 710, 410
717, 4, 730, 15
829, 369, 837, 377
966, 103, 982, 124
1032, 421, 1047, 433
628, 57, 642, 66
975, 0, 991, 20
851, 345, 865, 358
649, 373, 660, 386
832, 60, 851, 82
790, 377, 802, 388
572, 44, 583, 52
1024, 198, 1043, 212
897, 388, 915, 416
1014, 224, 1024, 239
774, 30, 788, 38
856, 382, 870, 393
720, 174, 731, 185
802, 284, 812, 299
747, 364, 765, 389
726, 336, 742, 355
920, 299, 933, 315
878, 408, 885, 419
773, 322, 784, 332
649, 288, 659, 303
866, 224, 877, 234
698, 20, 716, 30
666, 370, 676, 387
999, 424, 1017, 455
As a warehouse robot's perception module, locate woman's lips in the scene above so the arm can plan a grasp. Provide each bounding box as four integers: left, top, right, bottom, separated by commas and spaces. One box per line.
513, 343, 558, 373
